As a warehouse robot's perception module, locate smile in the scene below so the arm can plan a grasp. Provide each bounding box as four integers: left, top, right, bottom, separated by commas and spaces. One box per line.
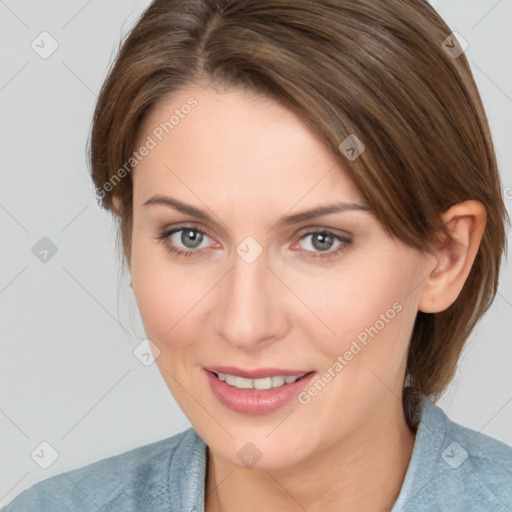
203, 367, 316, 415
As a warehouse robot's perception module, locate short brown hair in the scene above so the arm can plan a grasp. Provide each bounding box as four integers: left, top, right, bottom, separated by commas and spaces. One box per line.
88, 0, 508, 428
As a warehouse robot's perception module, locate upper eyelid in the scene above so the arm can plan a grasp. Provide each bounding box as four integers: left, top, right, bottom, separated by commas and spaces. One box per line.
162, 223, 215, 241
161, 223, 352, 237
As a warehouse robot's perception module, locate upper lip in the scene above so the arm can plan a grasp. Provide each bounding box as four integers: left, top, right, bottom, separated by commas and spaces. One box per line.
204, 366, 314, 379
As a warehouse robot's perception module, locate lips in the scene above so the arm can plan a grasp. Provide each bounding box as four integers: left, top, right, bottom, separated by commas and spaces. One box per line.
203, 367, 316, 415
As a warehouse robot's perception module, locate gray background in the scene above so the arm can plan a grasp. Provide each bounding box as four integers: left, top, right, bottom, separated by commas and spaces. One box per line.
1, 0, 511, 506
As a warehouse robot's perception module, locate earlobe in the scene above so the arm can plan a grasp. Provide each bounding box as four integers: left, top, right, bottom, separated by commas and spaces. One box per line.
111, 195, 122, 216
418, 200, 487, 313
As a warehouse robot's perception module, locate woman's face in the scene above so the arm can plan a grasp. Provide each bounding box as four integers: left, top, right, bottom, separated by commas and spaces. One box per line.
129, 85, 433, 469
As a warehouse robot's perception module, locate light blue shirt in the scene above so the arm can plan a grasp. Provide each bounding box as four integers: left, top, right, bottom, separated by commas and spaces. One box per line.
3, 396, 511, 511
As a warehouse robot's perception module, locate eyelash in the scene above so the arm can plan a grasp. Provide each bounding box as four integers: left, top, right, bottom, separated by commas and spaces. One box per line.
155, 225, 353, 261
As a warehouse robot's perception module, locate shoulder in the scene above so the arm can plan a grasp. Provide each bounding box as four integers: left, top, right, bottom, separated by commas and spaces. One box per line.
1, 428, 206, 512
436, 404, 512, 509
401, 398, 512, 512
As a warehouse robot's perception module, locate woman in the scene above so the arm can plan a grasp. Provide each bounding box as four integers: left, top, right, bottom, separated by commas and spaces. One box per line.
4, 0, 511, 510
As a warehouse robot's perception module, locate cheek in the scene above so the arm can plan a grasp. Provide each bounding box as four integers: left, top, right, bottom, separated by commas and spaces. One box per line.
130, 236, 197, 344
130, 236, 226, 359
303, 254, 418, 367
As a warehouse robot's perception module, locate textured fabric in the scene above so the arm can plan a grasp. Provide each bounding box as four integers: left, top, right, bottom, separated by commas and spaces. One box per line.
3, 396, 511, 511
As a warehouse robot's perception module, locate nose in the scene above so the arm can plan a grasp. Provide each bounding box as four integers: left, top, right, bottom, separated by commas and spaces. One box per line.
213, 245, 289, 350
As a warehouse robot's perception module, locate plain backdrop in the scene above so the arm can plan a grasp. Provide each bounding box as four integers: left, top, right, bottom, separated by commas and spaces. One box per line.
1, 0, 511, 506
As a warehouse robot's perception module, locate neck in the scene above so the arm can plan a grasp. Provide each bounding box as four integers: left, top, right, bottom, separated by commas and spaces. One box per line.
205, 394, 416, 512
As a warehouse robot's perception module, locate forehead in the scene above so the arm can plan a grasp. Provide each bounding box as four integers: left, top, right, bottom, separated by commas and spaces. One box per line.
132, 85, 365, 208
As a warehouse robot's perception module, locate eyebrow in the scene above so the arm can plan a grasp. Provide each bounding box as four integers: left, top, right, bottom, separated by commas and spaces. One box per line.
143, 195, 371, 226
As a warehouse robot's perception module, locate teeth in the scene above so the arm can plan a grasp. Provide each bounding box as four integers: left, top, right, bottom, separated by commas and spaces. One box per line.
216, 372, 305, 390
235, 376, 253, 389
272, 376, 285, 387
253, 377, 272, 390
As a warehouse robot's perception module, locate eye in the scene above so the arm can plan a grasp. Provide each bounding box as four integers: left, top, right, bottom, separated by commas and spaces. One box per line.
155, 225, 216, 259
155, 225, 353, 262
294, 229, 353, 261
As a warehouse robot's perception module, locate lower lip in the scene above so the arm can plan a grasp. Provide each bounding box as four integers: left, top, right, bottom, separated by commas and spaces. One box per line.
204, 369, 316, 415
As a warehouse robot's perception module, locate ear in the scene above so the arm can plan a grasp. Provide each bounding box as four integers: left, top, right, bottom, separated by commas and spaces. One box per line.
418, 200, 487, 313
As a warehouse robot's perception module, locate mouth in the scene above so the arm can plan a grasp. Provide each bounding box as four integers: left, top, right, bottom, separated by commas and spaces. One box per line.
203, 367, 316, 415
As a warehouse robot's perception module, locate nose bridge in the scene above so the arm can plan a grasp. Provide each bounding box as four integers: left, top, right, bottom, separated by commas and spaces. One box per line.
214, 244, 284, 348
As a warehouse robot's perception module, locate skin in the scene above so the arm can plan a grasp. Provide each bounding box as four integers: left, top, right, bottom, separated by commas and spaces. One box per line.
115, 84, 486, 511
